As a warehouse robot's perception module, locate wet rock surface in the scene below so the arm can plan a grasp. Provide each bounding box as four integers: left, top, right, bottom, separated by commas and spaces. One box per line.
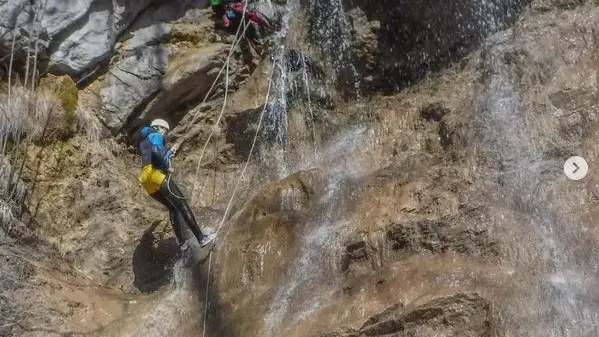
336, 0, 531, 93
322, 293, 492, 337
3, 1, 599, 337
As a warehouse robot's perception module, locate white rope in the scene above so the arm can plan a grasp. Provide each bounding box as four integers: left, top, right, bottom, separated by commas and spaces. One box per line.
189, 0, 251, 203
183, 0, 250, 132
166, 9, 253, 202
215, 61, 275, 235
202, 251, 213, 337
201, 57, 277, 337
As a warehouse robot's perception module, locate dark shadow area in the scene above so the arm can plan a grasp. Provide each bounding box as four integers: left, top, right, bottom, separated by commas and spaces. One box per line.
304, 0, 532, 95
304, 0, 361, 99
225, 105, 263, 160
132, 221, 181, 293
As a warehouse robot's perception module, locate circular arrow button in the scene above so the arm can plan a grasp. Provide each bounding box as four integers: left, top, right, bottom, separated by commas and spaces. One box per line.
564, 156, 588, 180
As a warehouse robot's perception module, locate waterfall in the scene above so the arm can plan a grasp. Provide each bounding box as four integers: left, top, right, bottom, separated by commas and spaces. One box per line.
479, 41, 599, 337
120, 263, 201, 337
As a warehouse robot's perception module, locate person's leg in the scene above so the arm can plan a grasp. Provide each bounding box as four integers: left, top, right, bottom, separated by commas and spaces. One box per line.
248, 21, 262, 43
159, 177, 207, 245
150, 192, 186, 244
169, 211, 188, 245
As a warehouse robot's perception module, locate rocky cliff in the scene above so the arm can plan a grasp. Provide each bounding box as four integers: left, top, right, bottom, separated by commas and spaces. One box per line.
2, 0, 599, 337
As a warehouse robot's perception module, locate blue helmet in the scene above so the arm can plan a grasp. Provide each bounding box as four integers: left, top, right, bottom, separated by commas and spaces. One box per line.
226, 9, 237, 20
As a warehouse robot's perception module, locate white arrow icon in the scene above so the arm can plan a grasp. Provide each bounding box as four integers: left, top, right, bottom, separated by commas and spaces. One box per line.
564, 156, 588, 180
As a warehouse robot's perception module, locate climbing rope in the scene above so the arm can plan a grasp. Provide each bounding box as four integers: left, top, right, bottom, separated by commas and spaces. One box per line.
201, 55, 277, 337
215, 60, 275, 235
152, 2, 278, 334
165, 0, 251, 201
165, 172, 186, 199
187, 0, 252, 203
202, 252, 213, 337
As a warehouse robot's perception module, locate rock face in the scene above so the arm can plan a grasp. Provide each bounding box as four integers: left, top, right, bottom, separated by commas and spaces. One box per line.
307, 0, 531, 93
4, 1, 599, 337
0, 1, 39, 56
99, 45, 169, 132
0, 0, 160, 76
322, 293, 492, 337
46, 0, 154, 75
130, 43, 228, 132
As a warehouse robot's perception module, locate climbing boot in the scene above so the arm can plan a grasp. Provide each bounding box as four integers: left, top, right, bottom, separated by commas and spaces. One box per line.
200, 233, 217, 247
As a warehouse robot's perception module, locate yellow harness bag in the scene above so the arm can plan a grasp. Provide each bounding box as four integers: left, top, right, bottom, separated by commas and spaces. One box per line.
139, 164, 166, 194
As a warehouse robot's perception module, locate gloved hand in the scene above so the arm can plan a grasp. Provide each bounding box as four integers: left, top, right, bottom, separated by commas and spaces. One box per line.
170, 143, 179, 158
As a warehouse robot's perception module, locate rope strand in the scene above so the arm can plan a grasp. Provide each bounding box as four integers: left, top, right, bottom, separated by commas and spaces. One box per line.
201, 58, 277, 337
216, 61, 275, 235
202, 252, 213, 337
189, 0, 252, 203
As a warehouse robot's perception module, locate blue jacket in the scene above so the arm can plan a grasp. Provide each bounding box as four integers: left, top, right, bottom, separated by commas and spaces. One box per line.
138, 126, 174, 171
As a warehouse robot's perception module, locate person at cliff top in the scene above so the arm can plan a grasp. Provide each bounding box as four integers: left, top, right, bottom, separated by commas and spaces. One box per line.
210, 0, 229, 16
137, 118, 216, 254
212, 0, 274, 45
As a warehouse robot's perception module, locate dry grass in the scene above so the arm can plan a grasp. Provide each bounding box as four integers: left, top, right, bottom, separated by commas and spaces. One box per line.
0, 3, 76, 236
0, 85, 60, 142
0, 77, 103, 239
0, 84, 55, 236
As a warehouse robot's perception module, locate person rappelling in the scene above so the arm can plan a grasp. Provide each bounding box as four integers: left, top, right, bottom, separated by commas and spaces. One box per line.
210, 0, 276, 49
137, 119, 216, 261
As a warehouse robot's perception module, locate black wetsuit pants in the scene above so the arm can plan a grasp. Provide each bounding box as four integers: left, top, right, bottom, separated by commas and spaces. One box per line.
150, 176, 205, 245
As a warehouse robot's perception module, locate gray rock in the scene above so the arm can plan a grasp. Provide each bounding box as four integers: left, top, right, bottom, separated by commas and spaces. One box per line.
1, 0, 156, 75
129, 44, 228, 131
97, 1, 202, 133
121, 23, 171, 51
119, 1, 192, 52
0, 0, 38, 59
48, 0, 155, 75
41, 0, 95, 37
99, 45, 169, 132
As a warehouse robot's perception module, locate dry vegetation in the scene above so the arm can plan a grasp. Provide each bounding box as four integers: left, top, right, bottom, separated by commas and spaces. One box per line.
0, 28, 98, 241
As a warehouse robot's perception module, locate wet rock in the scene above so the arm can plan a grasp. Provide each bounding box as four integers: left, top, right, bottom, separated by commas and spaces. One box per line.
132, 222, 180, 293
369, 293, 490, 337
387, 210, 498, 257
420, 102, 451, 122
333, 0, 531, 93
226, 106, 263, 160
320, 293, 491, 337
238, 169, 327, 222
341, 240, 368, 271
548, 88, 599, 113
341, 208, 498, 273
531, 0, 599, 11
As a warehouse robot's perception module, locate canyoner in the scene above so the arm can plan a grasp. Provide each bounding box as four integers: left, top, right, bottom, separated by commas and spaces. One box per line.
137, 118, 216, 265
211, 0, 278, 51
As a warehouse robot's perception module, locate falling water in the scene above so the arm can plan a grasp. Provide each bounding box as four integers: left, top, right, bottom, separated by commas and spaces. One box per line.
307, 0, 360, 98
122, 1, 596, 336
480, 42, 599, 337
121, 263, 200, 337
262, 126, 369, 336
259, 0, 297, 178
